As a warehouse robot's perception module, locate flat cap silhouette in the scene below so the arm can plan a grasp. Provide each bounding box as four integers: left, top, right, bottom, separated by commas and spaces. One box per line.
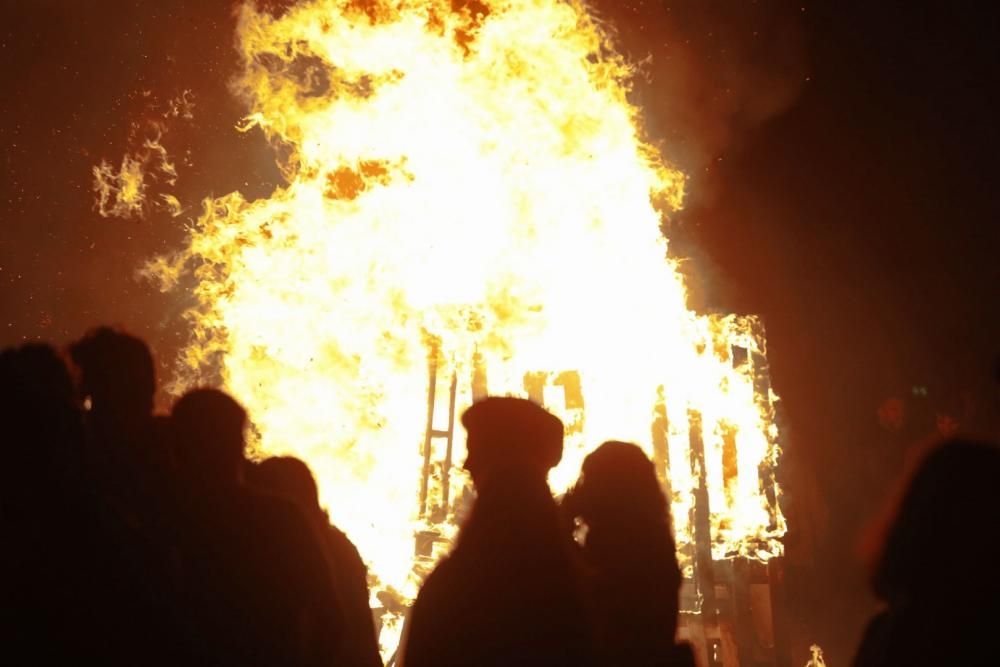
461, 396, 564, 473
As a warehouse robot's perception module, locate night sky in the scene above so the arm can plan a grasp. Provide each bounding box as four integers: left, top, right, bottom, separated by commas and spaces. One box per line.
2, 1, 998, 661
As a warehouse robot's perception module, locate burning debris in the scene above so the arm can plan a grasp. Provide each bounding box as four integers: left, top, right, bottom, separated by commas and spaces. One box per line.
92, 90, 194, 220
805, 644, 828, 667
128, 0, 787, 655
92, 152, 148, 219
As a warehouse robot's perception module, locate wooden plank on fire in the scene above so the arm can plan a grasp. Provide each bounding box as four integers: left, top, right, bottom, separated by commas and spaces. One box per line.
440, 373, 458, 516
419, 352, 439, 519
652, 385, 673, 503
767, 557, 792, 667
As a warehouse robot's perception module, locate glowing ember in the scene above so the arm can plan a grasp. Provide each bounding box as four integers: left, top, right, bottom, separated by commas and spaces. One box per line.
93, 153, 147, 218
93, 90, 193, 219
805, 644, 828, 667
143, 0, 785, 652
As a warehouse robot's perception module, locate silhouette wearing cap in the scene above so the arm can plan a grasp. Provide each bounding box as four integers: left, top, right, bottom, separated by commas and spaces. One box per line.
461, 395, 564, 487
402, 397, 596, 667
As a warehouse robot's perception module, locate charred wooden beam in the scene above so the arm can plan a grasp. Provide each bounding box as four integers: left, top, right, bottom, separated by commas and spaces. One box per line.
688, 409, 717, 616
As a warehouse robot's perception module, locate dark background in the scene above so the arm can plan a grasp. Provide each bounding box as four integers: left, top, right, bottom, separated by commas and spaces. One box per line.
2, 1, 998, 662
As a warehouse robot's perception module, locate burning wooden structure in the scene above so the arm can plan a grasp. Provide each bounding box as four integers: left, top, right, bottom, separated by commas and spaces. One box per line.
130, 0, 790, 659
414, 322, 787, 667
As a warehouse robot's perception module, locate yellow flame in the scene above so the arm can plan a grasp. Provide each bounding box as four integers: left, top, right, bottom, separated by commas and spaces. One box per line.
146, 0, 785, 653
806, 644, 828, 667
164, 89, 196, 120
161, 194, 184, 217
93, 154, 146, 218
93, 92, 193, 219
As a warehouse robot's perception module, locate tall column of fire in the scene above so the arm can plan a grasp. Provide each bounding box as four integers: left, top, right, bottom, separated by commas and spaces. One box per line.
144, 0, 787, 653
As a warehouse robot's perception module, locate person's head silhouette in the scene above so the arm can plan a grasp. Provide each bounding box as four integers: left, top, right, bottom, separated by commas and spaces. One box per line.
1, 343, 77, 410
69, 327, 155, 426
571, 440, 669, 529
461, 396, 563, 490
171, 388, 247, 487
0, 343, 83, 468
247, 456, 322, 518
872, 438, 1000, 603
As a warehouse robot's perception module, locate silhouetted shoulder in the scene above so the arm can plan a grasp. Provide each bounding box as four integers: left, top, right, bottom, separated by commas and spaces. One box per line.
853, 438, 1000, 667
403, 557, 470, 667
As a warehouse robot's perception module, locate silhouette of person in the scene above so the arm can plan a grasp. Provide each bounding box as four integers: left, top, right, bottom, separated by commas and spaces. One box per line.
0, 343, 85, 491
68, 327, 173, 524
852, 438, 1000, 667
169, 388, 344, 667
247, 456, 383, 667
0, 343, 174, 666
563, 441, 694, 667
402, 396, 596, 667
1, 344, 90, 663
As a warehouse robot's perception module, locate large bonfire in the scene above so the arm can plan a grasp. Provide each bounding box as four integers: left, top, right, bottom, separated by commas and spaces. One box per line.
138, 0, 785, 653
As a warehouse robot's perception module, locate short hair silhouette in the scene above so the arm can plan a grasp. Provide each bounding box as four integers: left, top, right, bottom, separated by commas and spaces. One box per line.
0, 343, 83, 466
1, 343, 76, 405
69, 326, 155, 415
171, 388, 247, 482
168, 402, 346, 666
247, 456, 384, 667
248, 456, 321, 513
1, 343, 178, 665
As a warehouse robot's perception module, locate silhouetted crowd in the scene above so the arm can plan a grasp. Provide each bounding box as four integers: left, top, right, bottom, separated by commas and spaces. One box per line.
2, 326, 998, 666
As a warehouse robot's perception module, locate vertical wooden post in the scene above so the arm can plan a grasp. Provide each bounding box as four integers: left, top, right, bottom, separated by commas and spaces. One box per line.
688, 409, 717, 621
768, 556, 791, 667
419, 351, 438, 519
440, 374, 458, 515
523, 371, 547, 404
471, 350, 487, 400
729, 558, 756, 666
652, 385, 672, 502
751, 339, 781, 535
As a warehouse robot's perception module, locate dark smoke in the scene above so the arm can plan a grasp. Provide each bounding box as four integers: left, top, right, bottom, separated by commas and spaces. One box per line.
593, 0, 808, 200
585, 1, 808, 311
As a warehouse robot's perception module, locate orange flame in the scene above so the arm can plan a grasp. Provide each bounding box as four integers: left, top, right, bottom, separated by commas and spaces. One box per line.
145, 0, 785, 653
